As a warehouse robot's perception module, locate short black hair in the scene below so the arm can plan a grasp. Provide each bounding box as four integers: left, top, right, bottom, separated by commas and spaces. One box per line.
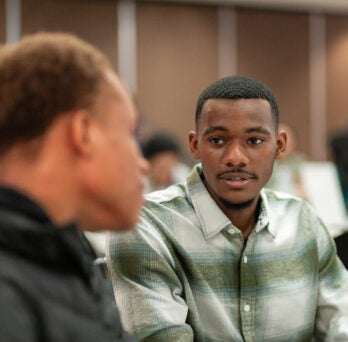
141, 132, 180, 160
195, 75, 279, 128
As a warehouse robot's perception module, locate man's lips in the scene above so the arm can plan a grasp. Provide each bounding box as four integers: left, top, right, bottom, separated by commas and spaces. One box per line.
217, 170, 256, 181
217, 171, 255, 189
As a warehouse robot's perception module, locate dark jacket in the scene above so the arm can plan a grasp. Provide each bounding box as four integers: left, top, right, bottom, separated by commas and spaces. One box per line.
0, 187, 135, 342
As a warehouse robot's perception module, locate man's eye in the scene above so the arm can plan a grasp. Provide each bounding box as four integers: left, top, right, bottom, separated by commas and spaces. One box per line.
209, 137, 224, 145
249, 137, 263, 145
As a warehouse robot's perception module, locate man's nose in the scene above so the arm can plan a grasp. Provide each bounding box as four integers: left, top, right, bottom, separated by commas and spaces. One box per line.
222, 142, 249, 167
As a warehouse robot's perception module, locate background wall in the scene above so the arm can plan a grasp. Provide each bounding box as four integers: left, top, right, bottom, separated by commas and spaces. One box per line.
22, 0, 118, 70
137, 2, 218, 149
2, 0, 348, 160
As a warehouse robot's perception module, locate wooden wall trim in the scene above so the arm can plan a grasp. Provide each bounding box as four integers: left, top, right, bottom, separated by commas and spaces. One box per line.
117, 0, 137, 95
218, 6, 237, 77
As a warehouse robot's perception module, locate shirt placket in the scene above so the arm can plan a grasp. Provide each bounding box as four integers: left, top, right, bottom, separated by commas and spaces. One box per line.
239, 231, 256, 342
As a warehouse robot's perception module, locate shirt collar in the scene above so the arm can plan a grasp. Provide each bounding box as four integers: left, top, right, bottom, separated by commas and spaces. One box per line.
186, 165, 276, 239
256, 190, 276, 238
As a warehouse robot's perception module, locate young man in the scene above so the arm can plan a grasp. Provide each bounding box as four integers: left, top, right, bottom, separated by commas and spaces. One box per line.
108, 76, 348, 341
0, 32, 148, 341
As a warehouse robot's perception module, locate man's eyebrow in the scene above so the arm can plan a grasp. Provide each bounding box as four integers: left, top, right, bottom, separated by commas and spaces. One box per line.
203, 126, 271, 136
245, 126, 271, 135
203, 126, 228, 136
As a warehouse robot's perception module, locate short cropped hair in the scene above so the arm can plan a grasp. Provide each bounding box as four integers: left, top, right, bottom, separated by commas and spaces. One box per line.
141, 132, 180, 160
0, 32, 111, 153
195, 75, 279, 128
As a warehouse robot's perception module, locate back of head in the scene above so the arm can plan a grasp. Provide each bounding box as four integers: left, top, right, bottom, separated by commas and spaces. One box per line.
195, 75, 279, 128
0, 32, 111, 155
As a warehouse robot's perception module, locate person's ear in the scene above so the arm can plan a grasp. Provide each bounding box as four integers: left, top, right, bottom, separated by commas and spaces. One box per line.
276, 129, 287, 159
189, 131, 200, 160
69, 110, 94, 157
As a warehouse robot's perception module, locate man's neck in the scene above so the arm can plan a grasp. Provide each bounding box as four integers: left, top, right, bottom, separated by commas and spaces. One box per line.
0, 147, 77, 227
220, 198, 261, 241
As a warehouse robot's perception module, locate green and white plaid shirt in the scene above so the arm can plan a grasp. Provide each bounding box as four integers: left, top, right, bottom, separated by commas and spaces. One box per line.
108, 164, 348, 342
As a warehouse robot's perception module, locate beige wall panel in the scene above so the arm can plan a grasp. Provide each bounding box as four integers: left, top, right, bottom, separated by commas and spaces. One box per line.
236, 9, 310, 155
0, 0, 5, 43
326, 15, 348, 141
21, 0, 118, 69
137, 3, 218, 154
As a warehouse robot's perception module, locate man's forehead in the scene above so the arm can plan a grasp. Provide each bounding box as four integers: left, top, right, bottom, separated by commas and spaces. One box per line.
199, 98, 272, 122
197, 98, 275, 133
202, 97, 271, 110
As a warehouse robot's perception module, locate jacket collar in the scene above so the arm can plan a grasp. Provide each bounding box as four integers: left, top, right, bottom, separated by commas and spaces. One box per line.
0, 186, 95, 279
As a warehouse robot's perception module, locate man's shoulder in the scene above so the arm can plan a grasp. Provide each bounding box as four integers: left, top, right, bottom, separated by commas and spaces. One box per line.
262, 188, 314, 220
263, 188, 306, 206
137, 183, 197, 231
262, 188, 325, 233
144, 183, 189, 209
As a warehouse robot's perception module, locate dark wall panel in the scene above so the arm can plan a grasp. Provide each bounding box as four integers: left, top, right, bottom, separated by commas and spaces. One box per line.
0, 0, 5, 44
21, 0, 118, 69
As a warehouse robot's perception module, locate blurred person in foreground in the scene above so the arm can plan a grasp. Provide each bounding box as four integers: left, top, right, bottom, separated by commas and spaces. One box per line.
0, 32, 148, 341
108, 75, 348, 341
141, 132, 190, 193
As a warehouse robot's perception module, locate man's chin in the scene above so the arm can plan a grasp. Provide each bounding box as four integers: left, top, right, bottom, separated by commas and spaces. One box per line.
218, 196, 255, 210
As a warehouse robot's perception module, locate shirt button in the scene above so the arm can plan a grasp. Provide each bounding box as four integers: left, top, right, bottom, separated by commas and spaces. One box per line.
243, 256, 248, 263
244, 304, 250, 312
227, 228, 234, 234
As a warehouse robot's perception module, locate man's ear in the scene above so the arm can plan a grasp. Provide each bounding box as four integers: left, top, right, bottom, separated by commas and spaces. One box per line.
189, 131, 200, 160
69, 110, 94, 157
276, 129, 287, 159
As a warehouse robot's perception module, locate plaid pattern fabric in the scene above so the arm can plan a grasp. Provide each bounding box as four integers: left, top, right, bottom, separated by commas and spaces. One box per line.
108, 164, 348, 342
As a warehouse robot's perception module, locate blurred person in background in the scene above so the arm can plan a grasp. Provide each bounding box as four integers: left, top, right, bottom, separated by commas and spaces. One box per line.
141, 131, 190, 193
266, 122, 307, 198
0, 32, 148, 341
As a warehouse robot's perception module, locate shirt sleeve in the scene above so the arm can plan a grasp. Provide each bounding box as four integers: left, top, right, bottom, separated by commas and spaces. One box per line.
107, 210, 194, 342
309, 204, 348, 340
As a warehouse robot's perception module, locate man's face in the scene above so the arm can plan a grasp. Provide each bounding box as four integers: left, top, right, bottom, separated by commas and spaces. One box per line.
189, 98, 286, 211
81, 72, 148, 230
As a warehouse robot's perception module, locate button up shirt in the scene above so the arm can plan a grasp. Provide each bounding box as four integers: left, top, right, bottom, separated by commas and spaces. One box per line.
108, 164, 348, 341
